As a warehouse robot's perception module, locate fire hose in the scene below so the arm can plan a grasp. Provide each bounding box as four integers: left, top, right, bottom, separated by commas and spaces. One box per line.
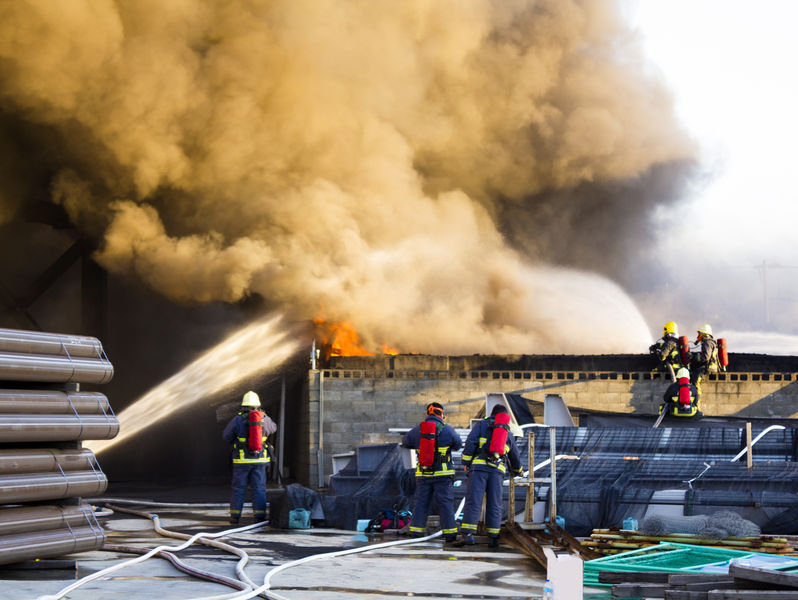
106, 504, 265, 595
36, 496, 466, 600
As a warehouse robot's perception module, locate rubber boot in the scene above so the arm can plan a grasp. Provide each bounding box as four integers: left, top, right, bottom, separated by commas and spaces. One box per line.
488, 535, 499, 548
454, 533, 475, 547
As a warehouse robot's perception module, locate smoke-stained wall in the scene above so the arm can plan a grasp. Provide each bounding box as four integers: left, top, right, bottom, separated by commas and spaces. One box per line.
0, 0, 696, 356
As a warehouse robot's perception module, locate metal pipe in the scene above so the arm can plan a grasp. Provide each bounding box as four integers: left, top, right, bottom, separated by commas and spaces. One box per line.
0, 504, 96, 536
278, 375, 285, 482
0, 525, 105, 566
317, 370, 324, 488
0, 448, 100, 475
0, 414, 119, 442
0, 351, 113, 384
0, 390, 112, 414
0, 471, 108, 503
0, 328, 105, 359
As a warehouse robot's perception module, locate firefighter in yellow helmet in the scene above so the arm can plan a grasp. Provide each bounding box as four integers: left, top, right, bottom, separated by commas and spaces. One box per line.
690, 324, 720, 398
222, 391, 277, 524
649, 321, 682, 379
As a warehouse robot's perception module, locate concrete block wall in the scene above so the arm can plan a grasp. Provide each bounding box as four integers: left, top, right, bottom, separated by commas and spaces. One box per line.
303, 366, 798, 488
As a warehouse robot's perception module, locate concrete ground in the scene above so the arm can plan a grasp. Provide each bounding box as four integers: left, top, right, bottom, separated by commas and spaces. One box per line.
0, 497, 612, 600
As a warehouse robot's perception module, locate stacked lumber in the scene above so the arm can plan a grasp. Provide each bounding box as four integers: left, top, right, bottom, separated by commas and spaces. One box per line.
584, 529, 795, 556
602, 564, 798, 599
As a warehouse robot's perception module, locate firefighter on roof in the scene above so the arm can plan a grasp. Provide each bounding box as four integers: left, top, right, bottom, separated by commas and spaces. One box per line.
649, 321, 683, 379
222, 391, 277, 525
691, 324, 722, 398
661, 366, 701, 418
401, 402, 463, 542
459, 404, 522, 547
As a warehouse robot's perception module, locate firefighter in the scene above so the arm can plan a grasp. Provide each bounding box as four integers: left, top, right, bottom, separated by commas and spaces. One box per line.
649, 321, 682, 379
222, 391, 277, 525
691, 324, 720, 398
459, 405, 523, 547
401, 402, 463, 542
661, 366, 701, 417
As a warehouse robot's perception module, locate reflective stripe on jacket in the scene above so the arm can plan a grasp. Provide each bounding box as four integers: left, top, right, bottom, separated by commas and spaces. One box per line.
222, 412, 271, 464
402, 415, 462, 478
461, 417, 522, 475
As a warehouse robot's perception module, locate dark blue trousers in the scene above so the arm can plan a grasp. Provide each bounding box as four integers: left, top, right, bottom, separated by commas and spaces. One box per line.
230, 463, 267, 521
460, 469, 503, 536
409, 476, 457, 536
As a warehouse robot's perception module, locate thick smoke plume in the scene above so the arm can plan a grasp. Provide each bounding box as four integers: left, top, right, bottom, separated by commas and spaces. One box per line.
0, 0, 695, 354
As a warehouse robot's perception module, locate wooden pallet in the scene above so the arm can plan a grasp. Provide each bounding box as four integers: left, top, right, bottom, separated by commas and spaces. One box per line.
583, 529, 795, 556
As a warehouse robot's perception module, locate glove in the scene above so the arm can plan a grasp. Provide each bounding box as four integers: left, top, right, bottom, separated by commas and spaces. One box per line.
511, 467, 523, 477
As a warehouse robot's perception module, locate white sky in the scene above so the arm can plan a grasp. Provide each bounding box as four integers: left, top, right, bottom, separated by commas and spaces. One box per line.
625, 0, 798, 261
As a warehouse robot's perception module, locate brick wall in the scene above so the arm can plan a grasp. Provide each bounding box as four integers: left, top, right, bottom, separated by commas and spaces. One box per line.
301, 367, 798, 488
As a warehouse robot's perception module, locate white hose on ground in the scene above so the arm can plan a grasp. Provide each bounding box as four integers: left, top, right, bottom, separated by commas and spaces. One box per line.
87, 497, 232, 509
35, 519, 268, 600
107, 504, 264, 594
103, 543, 249, 592
225, 496, 469, 600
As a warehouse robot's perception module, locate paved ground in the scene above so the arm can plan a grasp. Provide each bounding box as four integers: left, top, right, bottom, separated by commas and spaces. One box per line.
0, 494, 612, 600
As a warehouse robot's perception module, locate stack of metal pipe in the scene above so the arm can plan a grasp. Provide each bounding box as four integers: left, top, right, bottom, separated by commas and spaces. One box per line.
0, 327, 117, 566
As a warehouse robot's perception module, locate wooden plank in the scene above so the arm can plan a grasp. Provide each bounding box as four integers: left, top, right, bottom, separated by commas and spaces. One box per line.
729, 564, 798, 589
708, 592, 798, 599
599, 571, 670, 584
680, 580, 736, 591
669, 574, 743, 585
611, 582, 667, 598
665, 592, 709, 600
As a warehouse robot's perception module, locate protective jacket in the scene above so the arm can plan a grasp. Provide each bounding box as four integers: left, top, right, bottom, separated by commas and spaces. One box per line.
223, 410, 277, 464
461, 416, 522, 475
402, 415, 462, 477
696, 337, 719, 372
649, 334, 682, 372
662, 380, 700, 417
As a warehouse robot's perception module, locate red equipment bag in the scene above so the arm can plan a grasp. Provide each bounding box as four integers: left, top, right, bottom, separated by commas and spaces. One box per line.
679, 335, 691, 365
418, 420, 437, 470
678, 374, 692, 407
718, 338, 729, 368
248, 410, 265, 452
488, 412, 511, 456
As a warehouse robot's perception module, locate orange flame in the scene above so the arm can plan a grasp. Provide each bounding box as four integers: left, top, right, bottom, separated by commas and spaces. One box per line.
313, 317, 400, 357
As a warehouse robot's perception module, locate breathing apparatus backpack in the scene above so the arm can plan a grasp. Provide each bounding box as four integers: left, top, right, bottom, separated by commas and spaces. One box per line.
247, 409, 265, 452
678, 335, 691, 366
718, 338, 729, 371
418, 420, 441, 472
486, 412, 511, 463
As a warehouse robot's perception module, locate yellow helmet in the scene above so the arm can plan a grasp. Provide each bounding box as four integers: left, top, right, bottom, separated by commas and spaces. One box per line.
241, 390, 260, 407
697, 324, 713, 337
663, 321, 678, 336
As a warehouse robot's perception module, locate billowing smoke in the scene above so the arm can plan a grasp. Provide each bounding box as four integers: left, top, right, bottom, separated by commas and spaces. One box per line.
0, 0, 695, 354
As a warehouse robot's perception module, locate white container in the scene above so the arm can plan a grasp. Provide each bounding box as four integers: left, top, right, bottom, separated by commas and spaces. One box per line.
542, 548, 583, 599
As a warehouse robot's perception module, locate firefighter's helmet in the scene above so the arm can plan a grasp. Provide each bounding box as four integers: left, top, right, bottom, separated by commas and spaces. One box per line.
676, 367, 690, 380
697, 324, 713, 337
426, 402, 444, 417
663, 321, 678, 336
241, 390, 260, 407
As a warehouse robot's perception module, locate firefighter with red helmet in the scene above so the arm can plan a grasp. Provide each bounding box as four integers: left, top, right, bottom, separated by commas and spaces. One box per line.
222, 391, 277, 525
401, 402, 463, 541
459, 405, 522, 547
